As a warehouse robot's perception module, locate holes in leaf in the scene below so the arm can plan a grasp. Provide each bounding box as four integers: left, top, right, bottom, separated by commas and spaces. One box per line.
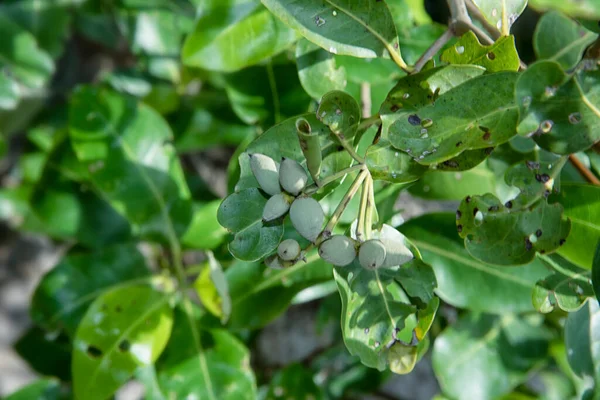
408, 114, 421, 126
486, 52, 496, 60
87, 345, 103, 358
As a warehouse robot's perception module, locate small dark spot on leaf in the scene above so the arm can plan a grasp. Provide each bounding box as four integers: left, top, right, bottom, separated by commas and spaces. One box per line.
540, 250, 546, 254
456, 210, 462, 219
115, 305, 122, 313
456, 141, 463, 147
525, 237, 533, 251
540, 174, 550, 183
119, 340, 130, 352
482, 132, 491, 141
536, 229, 542, 237
479, 126, 489, 132
544, 190, 551, 198
473, 207, 479, 216
487, 52, 496, 60
408, 114, 421, 126
465, 196, 471, 203
526, 160, 540, 170
505, 201, 513, 209
443, 160, 459, 168
390, 104, 399, 112
87, 345, 103, 358
559, 239, 566, 246
394, 43, 399, 49
484, 147, 494, 155
488, 205, 499, 212
457, 224, 463, 233
337, 146, 344, 151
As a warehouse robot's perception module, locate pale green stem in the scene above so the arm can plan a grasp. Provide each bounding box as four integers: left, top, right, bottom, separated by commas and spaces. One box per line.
304, 164, 365, 195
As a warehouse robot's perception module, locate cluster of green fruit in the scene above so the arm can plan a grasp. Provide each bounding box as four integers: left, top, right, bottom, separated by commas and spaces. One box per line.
249, 153, 414, 271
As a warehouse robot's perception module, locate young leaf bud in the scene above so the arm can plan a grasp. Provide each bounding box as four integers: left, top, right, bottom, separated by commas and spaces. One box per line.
249, 153, 281, 196
289, 197, 324, 243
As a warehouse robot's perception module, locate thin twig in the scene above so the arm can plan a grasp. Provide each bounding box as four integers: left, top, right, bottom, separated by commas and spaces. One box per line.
413, 29, 454, 73
569, 154, 600, 185
464, 0, 501, 40
332, 131, 365, 163
304, 164, 365, 195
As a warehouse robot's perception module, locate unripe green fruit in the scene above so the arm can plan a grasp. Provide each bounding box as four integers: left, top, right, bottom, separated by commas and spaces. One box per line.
380, 238, 413, 267
263, 193, 291, 222
278, 239, 301, 261
279, 158, 308, 195
358, 239, 387, 270
265, 254, 284, 270
249, 153, 281, 196
319, 235, 356, 266
289, 197, 324, 243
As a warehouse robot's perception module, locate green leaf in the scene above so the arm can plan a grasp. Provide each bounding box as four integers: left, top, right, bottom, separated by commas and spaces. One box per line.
157, 307, 257, 399
516, 61, 600, 154
471, 0, 528, 34
224, 63, 311, 126
218, 187, 284, 261
182, 200, 228, 250
534, 11, 597, 70
296, 39, 348, 99
529, 0, 600, 19
441, 31, 520, 72
533, 254, 593, 313
261, 0, 403, 62
457, 194, 571, 265
388, 71, 519, 165
565, 300, 600, 381
72, 285, 174, 400
14, 326, 71, 381
5, 379, 62, 400
182, 1, 297, 72
69, 86, 192, 243
594, 241, 600, 304
400, 213, 550, 313
551, 183, 600, 269
0, 13, 54, 90
365, 139, 427, 184
31, 244, 150, 337
316, 90, 361, 136
409, 163, 497, 200
433, 313, 551, 400
193, 252, 231, 324
265, 364, 325, 400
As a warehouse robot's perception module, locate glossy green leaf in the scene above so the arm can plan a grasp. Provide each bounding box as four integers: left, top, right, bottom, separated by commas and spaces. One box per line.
182, 201, 228, 250
441, 31, 520, 72
193, 252, 231, 324
261, 0, 403, 61
516, 61, 600, 154
551, 183, 600, 269
317, 90, 361, 136
565, 300, 600, 381
157, 307, 257, 399
72, 285, 174, 400
365, 139, 427, 183
433, 313, 551, 400
457, 194, 571, 265
503, 157, 566, 206
595, 241, 600, 305
69, 86, 192, 243
471, 0, 528, 34
31, 244, 150, 337
182, 1, 297, 72
409, 163, 496, 200
388, 71, 519, 165
265, 364, 324, 399
0, 13, 54, 90
533, 254, 593, 313
224, 63, 311, 126
534, 11, 597, 70
400, 213, 550, 313
218, 187, 284, 261
5, 379, 62, 400
296, 39, 348, 99
529, 0, 600, 19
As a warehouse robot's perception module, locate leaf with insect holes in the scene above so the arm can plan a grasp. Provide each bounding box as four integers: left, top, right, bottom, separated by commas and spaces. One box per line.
388, 71, 519, 165
217, 187, 284, 262
533, 254, 593, 313
456, 194, 571, 265
516, 61, 600, 154
441, 31, 520, 72
316, 90, 361, 136
529, 0, 600, 19
471, 0, 528, 34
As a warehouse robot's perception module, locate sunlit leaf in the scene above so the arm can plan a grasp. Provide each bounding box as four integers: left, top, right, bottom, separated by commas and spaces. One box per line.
441, 31, 520, 72
471, 0, 528, 34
